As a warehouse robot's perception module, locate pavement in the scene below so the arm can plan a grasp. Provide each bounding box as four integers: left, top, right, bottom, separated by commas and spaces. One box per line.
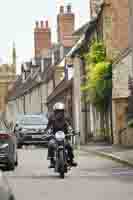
4, 147, 133, 200
81, 142, 133, 167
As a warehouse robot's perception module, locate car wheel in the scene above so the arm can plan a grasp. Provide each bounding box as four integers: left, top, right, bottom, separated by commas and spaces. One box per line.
9, 194, 15, 200
17, 144, 23, 149
7, 161, 15, 171
15, 154, 18, 166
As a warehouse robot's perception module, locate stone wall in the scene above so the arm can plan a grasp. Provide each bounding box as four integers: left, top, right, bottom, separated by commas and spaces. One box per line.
129, 0, 133, 48
124, 128, 133, 146
112, 50, 132, 145
104, 0, 129, 58
112, 98, 128, 145
112, 50, 132, 99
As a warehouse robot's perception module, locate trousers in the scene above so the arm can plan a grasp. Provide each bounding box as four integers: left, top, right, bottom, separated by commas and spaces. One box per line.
47, 139, 74, 161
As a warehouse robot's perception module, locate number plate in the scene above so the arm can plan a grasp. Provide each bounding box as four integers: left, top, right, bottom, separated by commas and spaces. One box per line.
32, 135, 42, 139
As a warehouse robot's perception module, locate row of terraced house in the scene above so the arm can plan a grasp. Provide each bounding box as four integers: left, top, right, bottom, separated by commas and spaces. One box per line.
5, 1, 133, 146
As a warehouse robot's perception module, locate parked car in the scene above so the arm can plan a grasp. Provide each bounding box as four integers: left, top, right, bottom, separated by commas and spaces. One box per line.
0, 170, 15, 200
0, 119, 18, 170
15, 114, 49, 148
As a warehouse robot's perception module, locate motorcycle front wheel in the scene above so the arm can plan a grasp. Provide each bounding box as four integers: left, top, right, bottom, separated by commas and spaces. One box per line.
59, 150, 65, 179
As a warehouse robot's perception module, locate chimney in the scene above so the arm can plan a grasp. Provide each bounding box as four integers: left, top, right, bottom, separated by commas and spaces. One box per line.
60, 6, 64, 14
34, 20, 51, 57
40, 21, 44, 28
57, 5, 75, 47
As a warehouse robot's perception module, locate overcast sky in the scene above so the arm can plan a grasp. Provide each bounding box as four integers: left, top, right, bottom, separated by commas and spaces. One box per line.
0, 0, 90, 73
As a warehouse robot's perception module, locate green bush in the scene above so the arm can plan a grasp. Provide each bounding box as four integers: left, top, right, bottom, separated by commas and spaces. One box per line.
81, 40, 112, 112
128, 119, 133, 128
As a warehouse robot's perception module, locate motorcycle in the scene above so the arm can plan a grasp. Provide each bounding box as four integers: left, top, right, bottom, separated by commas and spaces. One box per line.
55, 130, 68, 178
43, 129, 78, 179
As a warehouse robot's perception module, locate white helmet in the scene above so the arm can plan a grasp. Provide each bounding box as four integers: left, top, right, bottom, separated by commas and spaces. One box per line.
53, 102, 65, 111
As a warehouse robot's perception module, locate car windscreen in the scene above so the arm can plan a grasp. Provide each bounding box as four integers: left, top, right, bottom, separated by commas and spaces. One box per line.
20, 116, 48, 125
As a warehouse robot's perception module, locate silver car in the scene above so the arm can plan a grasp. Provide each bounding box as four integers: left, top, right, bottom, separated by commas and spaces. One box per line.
0, 170, 15, 200
15, 114, 48, 148
0, 119, 18, 170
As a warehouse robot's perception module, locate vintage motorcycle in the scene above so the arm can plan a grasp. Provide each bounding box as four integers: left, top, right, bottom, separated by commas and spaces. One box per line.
43, 129, 78, 179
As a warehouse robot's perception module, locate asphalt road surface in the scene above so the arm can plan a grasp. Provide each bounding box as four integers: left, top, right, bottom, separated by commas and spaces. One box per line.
4, 146, 133, 200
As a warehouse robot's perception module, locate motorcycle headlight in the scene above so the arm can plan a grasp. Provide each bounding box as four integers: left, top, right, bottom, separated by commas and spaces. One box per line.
55, 131, 65, 141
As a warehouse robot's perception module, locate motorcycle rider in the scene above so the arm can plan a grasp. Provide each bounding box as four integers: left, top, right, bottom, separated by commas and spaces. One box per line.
46, 102, 77, 168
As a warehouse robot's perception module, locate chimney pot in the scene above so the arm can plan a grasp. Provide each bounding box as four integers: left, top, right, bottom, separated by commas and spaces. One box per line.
67, 4, 71, 13
35, 21, 39, 28
45, 20, 48, 28
40, 21, 44, 28
60, 6, 64, 13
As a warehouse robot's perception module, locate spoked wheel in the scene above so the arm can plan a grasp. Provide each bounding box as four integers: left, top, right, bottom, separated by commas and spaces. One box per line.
59, 151, 65, 179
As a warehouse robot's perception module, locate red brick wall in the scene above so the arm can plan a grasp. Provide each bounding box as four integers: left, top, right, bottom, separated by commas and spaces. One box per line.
34, 21, 51, 57
57, 5, 75, 48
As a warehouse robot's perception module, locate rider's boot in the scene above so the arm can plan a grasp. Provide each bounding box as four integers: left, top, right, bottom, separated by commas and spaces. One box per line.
48, 158, 55, 168
69, 159, 78, 167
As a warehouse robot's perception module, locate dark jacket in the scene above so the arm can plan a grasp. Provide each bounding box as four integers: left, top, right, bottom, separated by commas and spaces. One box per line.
46, 112, 72, 134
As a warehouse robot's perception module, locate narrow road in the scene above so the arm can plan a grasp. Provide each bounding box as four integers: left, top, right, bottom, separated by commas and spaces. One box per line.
4, 147, 133, 200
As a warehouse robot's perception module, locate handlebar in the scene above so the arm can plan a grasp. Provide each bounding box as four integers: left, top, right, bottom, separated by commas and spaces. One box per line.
66, 132, 80, 137
41, 131, 80, 140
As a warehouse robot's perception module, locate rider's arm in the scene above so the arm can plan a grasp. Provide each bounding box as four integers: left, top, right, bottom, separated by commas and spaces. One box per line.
64, 115, 74, 137
45, 113, 54, 132
65, 113, 73, 126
